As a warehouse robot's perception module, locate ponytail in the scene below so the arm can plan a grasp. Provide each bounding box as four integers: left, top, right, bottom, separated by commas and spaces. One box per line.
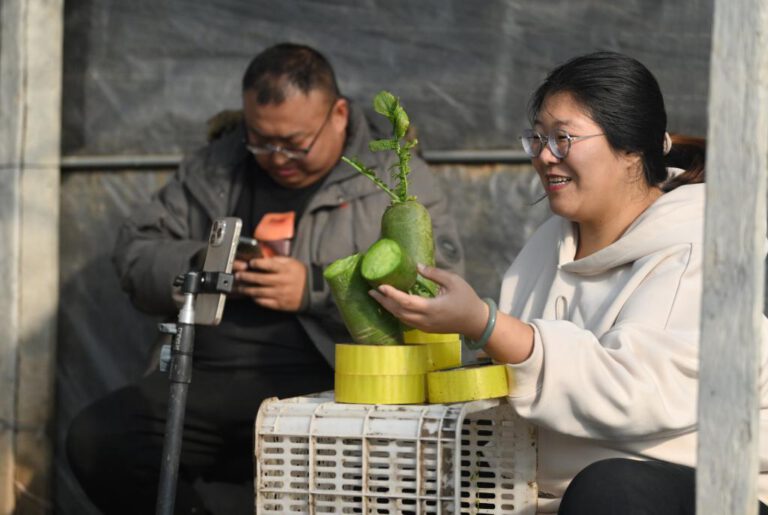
662, 134, 706, 192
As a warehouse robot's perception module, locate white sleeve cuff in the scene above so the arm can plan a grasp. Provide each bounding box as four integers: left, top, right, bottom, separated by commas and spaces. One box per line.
506, 323, 544, 399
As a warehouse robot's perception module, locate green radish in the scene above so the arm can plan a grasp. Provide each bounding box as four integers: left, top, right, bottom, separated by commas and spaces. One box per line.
380, 200, 439, 296
342, 91, 438, 298
381, 201, 433, 266
361, 238, 417, 291
323, 253, 402, 345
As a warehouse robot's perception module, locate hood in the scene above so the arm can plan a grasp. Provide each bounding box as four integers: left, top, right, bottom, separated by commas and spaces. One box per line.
559, 181, 705, 276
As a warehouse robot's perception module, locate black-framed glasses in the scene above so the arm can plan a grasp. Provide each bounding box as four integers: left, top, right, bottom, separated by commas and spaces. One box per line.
245, 102, 336, 161
520, 128, 604, 159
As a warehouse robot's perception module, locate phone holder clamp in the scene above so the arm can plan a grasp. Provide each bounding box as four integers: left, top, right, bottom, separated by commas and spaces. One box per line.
173, 270, 235, 296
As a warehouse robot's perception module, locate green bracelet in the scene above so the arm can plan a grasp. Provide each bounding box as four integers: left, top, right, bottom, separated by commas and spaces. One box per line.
464, 297, 498, 350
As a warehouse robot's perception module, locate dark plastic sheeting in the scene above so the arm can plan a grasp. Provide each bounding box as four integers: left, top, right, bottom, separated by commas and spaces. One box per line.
57, 171, 168, 515
62, 0, 713, 157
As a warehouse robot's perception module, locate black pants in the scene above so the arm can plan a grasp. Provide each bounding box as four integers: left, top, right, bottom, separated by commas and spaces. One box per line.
66, 363, 333, 515
559, 458, 768, 515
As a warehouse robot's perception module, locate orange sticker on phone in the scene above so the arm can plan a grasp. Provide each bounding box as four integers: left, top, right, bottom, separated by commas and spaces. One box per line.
254, 212, 295, 257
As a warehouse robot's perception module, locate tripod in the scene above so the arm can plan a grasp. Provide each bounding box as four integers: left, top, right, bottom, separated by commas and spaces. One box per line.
155, 269, 234, 515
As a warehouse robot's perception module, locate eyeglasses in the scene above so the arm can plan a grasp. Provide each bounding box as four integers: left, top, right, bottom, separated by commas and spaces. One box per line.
520, 128, 604, 159
245, 102, 335, 161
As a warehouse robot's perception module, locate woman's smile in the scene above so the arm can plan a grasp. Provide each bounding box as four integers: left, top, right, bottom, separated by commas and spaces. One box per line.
544, 173, 573, 192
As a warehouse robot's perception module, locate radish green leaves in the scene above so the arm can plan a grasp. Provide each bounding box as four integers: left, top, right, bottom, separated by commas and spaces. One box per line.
342, 90, 418, 204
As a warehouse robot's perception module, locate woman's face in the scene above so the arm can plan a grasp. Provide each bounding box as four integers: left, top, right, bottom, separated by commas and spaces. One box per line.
532, 92, 642, 226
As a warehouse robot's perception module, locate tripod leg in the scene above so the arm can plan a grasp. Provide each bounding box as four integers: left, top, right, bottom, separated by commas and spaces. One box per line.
156, 321, 195, 515
156, 382, 189, 515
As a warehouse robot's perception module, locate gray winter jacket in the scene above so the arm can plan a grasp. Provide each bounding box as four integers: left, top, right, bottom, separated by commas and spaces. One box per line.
113, 101, 465, 365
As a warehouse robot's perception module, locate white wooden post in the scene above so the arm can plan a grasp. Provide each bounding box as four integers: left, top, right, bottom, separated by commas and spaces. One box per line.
0, 0, 63, 512
697, 0, 768, 513
0, 0, 24, 510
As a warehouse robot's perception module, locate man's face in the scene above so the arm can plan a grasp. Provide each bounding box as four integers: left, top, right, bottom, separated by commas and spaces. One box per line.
242, 87, 348, 189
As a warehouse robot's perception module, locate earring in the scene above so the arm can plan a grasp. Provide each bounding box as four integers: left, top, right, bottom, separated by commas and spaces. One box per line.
663, 132, 672, 156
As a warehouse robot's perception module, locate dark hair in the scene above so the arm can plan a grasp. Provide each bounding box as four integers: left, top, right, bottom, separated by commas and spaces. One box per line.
241, 43, 340, 104
662, 134, 706, 192
528, 51, 704, 190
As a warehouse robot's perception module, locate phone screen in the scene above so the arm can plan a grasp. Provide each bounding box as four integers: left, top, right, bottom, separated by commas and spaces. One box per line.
236, 236, 262, 261
195, 217, 242, 325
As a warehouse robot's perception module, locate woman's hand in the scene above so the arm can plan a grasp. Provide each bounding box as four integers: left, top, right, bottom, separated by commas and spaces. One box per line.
368, 264, 489, 339
370, 264, 536, 364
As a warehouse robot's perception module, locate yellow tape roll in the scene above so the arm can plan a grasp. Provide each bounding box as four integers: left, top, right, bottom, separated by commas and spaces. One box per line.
403, 329, 460, 344
335, 343, 427, 375
334, 373, 426, 404
427, 363, 511, 404
401, 330, 461, 371
424, 340, 462, 371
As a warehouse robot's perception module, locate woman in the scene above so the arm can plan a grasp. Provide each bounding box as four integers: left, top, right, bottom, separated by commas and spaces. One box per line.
370, 52, 768, 514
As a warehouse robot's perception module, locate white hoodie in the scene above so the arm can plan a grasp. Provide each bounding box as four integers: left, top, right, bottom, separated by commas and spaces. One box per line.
499, 182, 768, 513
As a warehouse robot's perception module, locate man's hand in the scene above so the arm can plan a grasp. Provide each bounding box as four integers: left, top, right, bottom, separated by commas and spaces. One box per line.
232, 256, 307, 312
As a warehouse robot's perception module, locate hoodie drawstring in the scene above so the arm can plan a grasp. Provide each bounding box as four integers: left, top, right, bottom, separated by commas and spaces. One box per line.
555, 295, 568, 321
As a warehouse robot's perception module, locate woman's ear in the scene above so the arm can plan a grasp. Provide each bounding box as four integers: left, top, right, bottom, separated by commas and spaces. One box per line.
621, 151, 644, 177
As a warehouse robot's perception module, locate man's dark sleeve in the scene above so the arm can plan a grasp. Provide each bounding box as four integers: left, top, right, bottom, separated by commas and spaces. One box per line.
112, 156, 207, 316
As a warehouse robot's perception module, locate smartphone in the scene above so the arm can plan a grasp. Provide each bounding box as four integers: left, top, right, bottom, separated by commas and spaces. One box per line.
236, 236, 262, 261
195, 217, 242, 326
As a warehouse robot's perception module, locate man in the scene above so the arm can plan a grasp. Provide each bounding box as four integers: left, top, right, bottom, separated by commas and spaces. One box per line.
66, 43, 464, 514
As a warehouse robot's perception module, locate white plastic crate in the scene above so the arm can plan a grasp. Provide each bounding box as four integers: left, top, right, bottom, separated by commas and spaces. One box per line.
254, 391, 538, 514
